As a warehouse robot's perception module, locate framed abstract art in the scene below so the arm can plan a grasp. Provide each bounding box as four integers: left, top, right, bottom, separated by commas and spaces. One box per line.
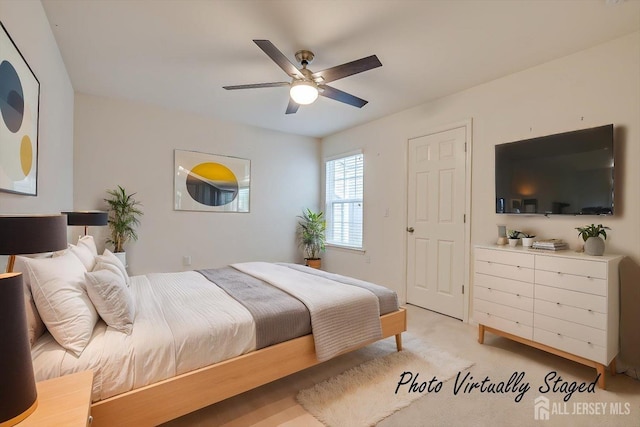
174, 149, 250, 212
0, 22, 40, 196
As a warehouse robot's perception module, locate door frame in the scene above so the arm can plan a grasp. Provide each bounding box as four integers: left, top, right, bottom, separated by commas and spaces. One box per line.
404, 119, 473, 323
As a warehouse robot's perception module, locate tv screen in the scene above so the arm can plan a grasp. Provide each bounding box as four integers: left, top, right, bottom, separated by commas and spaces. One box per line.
495, 124, 614, 215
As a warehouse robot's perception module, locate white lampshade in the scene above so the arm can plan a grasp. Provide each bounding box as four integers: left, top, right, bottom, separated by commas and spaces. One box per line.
289, 81, 319, 105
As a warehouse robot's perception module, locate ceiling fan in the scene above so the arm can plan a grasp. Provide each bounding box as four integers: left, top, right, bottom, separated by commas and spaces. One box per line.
223, 40, 382, 114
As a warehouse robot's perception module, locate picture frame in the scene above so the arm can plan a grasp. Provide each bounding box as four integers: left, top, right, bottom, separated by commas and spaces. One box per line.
174, 149, 250, 212
0, 21, 40, 196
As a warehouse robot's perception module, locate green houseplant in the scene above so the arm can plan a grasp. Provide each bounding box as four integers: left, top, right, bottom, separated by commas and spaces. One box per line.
104, 186, 143, 262
297, 209, 326, 269
507, 229, 521, 247
521, 232, 536, 248
576, 224, 610, 256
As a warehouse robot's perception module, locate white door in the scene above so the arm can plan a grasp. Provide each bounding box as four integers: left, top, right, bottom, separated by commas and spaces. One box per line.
406, 126, 467, 319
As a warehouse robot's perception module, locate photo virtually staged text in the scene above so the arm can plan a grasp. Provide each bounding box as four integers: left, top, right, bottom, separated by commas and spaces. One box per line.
395, 370, 612, 403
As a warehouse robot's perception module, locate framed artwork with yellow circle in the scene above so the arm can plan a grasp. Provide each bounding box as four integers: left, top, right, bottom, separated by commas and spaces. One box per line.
0, 21, 40, 196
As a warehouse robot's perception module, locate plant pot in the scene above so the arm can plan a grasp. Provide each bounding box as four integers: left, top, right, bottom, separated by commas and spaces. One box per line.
521, 237, 534, 248
305, 258, 321, 269
114, 251, 128, 268
584, 236, 605, 256
508, 238, 519, 247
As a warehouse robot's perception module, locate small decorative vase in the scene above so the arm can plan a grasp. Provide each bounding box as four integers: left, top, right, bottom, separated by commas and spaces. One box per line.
522, 237, 534, 248
584, 237, 605, 256
508, 238, 519, 247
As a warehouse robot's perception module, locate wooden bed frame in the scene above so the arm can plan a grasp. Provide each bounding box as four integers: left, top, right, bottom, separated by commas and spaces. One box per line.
90, 307, 407, 426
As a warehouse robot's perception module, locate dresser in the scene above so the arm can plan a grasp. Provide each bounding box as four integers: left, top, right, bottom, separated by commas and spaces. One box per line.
474, 245, 622, 389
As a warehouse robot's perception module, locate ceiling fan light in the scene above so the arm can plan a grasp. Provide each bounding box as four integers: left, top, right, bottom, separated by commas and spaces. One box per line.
290, 81, 319, 105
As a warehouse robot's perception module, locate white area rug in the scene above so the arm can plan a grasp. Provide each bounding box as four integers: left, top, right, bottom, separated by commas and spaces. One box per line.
297, 333, 474, 426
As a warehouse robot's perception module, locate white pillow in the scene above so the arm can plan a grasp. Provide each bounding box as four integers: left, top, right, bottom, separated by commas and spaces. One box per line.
85, 269, 135, 334
77, 235, 98, 257
26, 251, 98, 356
69, 244, 96, 271
13, 254, 51, 346
93, 260, 127, 284
96, 249, 129, 285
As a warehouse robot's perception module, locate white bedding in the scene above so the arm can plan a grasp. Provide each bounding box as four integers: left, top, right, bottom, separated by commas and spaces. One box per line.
31, 271, 256, 402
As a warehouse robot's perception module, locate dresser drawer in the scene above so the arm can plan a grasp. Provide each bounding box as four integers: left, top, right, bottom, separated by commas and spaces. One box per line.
535, 299, 606, 330
475, 311, 533, 340
535, 255, 607, 279
474, 299, 533, 326
475, 260, 534, 283
475, 285, 533, 312
534, 328, 607, 364
535, 285, 607, 313
535, 313, 606, 347
474, 273, 534, 298
476, 248, 534, 268
535, 269, 607, 296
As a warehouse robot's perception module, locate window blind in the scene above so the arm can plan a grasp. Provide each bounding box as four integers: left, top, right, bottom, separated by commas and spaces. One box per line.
325, 152, 363, 249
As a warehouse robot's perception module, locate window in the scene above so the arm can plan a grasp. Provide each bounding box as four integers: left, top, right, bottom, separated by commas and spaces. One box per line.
325, 151, 364, 249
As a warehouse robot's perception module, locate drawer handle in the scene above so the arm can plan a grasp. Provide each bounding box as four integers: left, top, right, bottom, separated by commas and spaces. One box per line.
556, 302, 561, 306
557, 333, 562, 337
587, 276, 592, 279
587, 341, 592, 345
588, 309, 593, 313
557, 271, 562, 275
516, 293, 520, 297
516, 265, 521, 269
515, 321, 520, 324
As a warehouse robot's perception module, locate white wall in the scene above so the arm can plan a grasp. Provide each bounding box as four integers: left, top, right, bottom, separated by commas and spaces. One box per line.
322, 32, 640, 303
74, 94, 320, 275
0, 1, 74, 214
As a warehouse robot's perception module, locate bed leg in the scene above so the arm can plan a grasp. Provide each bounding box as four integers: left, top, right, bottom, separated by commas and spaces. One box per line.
395, 333, 403, 351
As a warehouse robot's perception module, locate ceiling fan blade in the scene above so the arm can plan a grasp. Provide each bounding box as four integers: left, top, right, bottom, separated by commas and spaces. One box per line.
312, 55, 382, 84
285, 98, 300, 115
319, 85, 368, 108
253, 40, 304, 79
223, 82, 290, 90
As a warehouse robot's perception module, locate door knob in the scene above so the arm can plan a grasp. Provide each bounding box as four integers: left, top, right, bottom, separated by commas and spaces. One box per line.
406, 227, 415, 233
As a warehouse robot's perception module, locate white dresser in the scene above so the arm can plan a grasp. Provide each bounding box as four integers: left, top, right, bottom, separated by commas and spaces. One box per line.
474, 245, 622, 389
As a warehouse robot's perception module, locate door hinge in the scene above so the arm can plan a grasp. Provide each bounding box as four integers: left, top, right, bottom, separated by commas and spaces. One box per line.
463, 214, 466, 223
464, 142, 467, 152
462, 285, 465, 294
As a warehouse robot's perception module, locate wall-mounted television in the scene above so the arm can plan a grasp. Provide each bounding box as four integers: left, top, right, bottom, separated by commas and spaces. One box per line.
495, 124, 614, 215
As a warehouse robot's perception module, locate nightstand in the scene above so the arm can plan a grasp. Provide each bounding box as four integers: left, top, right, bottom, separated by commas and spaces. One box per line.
20, 370, 94, 426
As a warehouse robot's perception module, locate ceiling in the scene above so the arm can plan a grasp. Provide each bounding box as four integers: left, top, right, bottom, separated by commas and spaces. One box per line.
41, 0, 640, 139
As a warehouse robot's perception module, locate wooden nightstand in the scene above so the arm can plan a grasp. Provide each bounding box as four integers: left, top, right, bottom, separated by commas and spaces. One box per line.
20, 370, 94, 426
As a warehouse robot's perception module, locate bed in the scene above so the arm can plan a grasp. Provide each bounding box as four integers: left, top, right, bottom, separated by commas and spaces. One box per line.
18, 239, 406, 426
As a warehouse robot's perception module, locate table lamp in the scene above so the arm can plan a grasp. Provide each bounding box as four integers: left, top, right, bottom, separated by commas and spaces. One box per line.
0, 214, 68, 426
62, 210, 108, 236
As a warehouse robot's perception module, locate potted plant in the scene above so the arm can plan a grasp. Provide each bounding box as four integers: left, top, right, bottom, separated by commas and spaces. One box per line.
297, 209, 326, 269
576, 224, 610, 256
521, 232, 536, 248
507, 229, 521, 247
104, 185, 143, 266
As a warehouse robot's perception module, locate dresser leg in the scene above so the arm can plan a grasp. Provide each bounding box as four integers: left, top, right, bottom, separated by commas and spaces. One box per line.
596, 364, 606, 389
609, 358, 616, 376
478, 324, 485, 344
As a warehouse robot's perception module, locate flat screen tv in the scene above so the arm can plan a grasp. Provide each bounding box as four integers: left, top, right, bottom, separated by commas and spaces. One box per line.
495, 124, 614, 215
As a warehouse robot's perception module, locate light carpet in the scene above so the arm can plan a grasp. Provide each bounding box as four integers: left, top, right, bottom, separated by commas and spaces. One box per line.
297, 333, 474, 426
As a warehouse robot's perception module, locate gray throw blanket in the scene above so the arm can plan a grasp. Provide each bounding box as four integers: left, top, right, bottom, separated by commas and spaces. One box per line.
197, 267, 311, 349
